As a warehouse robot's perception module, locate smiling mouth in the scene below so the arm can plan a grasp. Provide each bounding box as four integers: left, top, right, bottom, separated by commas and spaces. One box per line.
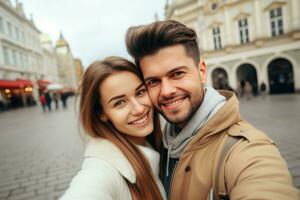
160, 96, 186, 111
129, 112, 150, 127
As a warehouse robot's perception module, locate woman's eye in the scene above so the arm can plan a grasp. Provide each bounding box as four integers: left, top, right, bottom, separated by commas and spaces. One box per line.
136, 88, 146, 97
114, 100, 125, 107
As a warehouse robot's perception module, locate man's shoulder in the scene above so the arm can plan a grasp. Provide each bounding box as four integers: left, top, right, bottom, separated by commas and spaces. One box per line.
226, 120, 274, 144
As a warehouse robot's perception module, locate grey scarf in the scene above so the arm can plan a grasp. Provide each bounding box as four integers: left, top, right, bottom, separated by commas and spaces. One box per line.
162, 86, 226, 176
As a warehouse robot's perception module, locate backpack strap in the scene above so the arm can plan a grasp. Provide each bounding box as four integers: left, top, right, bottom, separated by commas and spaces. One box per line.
213, 135, 240, 200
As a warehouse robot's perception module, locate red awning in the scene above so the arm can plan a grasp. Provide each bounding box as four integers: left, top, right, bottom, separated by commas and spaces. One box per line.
0, 79, 32, 89
37, 79, 51, 88
16, 79, 33, 87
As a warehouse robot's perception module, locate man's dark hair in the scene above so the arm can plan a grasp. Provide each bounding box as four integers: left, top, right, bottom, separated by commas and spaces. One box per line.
126, 20, 200, 66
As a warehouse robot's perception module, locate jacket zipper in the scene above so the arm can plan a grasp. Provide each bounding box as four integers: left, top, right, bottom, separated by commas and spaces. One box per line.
168, 160, 178, 200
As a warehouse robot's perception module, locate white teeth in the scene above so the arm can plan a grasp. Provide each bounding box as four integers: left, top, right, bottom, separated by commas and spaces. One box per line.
165, 98, 183, 107
131, 114, 148, 125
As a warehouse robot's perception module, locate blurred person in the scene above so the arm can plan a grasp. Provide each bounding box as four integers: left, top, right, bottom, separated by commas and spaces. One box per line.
60, 92, 68, 109
260, 82, 267, 99
52, 92, 59, 110
126, 20, 299, 200
60, 57, 166, 200
39, 93, 46, 112
244, 81, 253, 100
44, 91, 52, 111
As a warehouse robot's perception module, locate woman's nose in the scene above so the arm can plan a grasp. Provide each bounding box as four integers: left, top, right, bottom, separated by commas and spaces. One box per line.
130, 99, 145, 116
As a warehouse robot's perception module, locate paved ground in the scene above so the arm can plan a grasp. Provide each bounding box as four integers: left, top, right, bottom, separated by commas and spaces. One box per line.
0, 94, 299, 200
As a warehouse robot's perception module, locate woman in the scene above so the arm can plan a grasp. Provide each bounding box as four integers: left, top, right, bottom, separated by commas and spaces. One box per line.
61, 56, 166, 200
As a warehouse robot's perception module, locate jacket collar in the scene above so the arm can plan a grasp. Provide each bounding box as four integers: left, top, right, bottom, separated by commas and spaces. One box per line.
84, 138, 136, 184
184, 90, 241, 152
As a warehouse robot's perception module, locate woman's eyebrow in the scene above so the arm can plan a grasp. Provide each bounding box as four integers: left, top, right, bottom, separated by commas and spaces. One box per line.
108, 94, 125, 104
135, 83, 144, 91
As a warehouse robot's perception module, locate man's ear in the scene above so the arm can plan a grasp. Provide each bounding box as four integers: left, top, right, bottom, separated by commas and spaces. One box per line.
198, 59, 207, 84
100, 113, 108, 122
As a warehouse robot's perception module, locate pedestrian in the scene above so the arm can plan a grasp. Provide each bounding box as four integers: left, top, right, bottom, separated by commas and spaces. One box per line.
60, 92, 67, 109
125, 20, 299, 199
44, 91, 52, 111
244, 81, 253, 100
52, 92, 59, 110
240, 80, 245, 97
60, 57, 166, 200
260, 82, 267, 99
39, 94, 46, 112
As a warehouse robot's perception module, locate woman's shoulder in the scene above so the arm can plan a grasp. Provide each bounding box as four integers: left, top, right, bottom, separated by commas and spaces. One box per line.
60, 157, 129, 200
84, 138, 136, 183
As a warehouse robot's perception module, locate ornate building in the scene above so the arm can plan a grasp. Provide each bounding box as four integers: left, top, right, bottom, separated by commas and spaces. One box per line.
165, 0, 300, 94
40, 34, 59, 83
74, 58, 84, 87
55, 33, 77, 91
0, 0, 42, 107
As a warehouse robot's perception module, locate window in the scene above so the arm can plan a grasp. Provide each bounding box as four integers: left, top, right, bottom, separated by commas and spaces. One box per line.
15, 26, 19, 41
24, 53, 29, 68
0, 17, 4, 33
3, 47, 10, 64
7, 22, 12, 36
21, 31, 25, 43
12, 50, 17, 66
212, 27, 222, 50
270, 7, 284, 37
238, 19, 249, 44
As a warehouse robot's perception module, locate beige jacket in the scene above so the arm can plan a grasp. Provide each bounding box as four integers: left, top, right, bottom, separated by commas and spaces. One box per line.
161, 91, 299, 200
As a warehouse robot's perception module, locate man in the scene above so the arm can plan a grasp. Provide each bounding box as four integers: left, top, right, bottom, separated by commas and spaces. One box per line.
126, 20, 299, 199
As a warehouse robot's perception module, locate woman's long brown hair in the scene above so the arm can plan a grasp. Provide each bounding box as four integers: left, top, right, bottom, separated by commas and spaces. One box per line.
78, 56, 163, 200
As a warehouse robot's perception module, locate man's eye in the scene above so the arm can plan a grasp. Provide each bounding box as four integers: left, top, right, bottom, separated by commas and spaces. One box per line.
147, 79, 159, 87
172, 71, 184, 78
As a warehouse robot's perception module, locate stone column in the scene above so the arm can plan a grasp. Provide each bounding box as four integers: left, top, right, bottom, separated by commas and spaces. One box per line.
291, 0, 300, 30
254, 0, 262, 39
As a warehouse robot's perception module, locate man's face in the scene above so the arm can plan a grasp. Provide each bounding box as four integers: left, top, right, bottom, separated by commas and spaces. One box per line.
140, 44, 207, 128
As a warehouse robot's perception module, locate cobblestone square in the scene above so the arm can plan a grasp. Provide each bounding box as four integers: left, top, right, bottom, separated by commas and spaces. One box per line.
0, 95, 299, 199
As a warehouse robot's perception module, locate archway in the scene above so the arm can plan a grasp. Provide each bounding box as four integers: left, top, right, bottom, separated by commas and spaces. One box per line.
236, 63, 258, 95
268, 58, 295, 94
212, 68, 229, 89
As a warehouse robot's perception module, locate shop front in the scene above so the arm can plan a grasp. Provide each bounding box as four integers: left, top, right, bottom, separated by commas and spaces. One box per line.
0, 79, 35, 110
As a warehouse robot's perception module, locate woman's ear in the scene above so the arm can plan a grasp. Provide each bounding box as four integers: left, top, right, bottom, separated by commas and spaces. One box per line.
100, 113, 108, 122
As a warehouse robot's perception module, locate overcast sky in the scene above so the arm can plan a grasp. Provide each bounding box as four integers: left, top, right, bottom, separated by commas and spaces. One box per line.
19, 0, 166, 67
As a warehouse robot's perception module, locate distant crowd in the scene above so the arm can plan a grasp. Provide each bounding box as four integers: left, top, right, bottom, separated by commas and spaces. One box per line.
39, 91, 71, 112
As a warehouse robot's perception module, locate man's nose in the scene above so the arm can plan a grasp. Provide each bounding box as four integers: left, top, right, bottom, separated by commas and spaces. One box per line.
130, 98, 145, 116
161, 79, 176, 97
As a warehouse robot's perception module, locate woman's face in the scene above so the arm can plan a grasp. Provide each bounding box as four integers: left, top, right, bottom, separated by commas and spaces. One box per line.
99, 71, 154, 144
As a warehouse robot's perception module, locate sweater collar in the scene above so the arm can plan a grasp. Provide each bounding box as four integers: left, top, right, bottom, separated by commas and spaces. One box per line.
185, 90, 241, 151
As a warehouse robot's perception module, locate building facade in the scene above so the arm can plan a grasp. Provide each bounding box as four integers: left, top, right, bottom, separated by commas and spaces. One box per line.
165, 0, 300, 94
40, 34, 59, 84
55, 33, 78, 91
0, 0, 42, 107
74, 58, 84, 87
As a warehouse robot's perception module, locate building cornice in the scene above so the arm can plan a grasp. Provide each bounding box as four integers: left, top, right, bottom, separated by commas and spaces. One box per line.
233, 11, 251, 21
202, 30, 300, 59
0, 65, 37, 74
0, 0, 40, 33
165, 0, 197, 19
207, 20, 223, 29
264, 1, 287, 11
1, 37, 42, 55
